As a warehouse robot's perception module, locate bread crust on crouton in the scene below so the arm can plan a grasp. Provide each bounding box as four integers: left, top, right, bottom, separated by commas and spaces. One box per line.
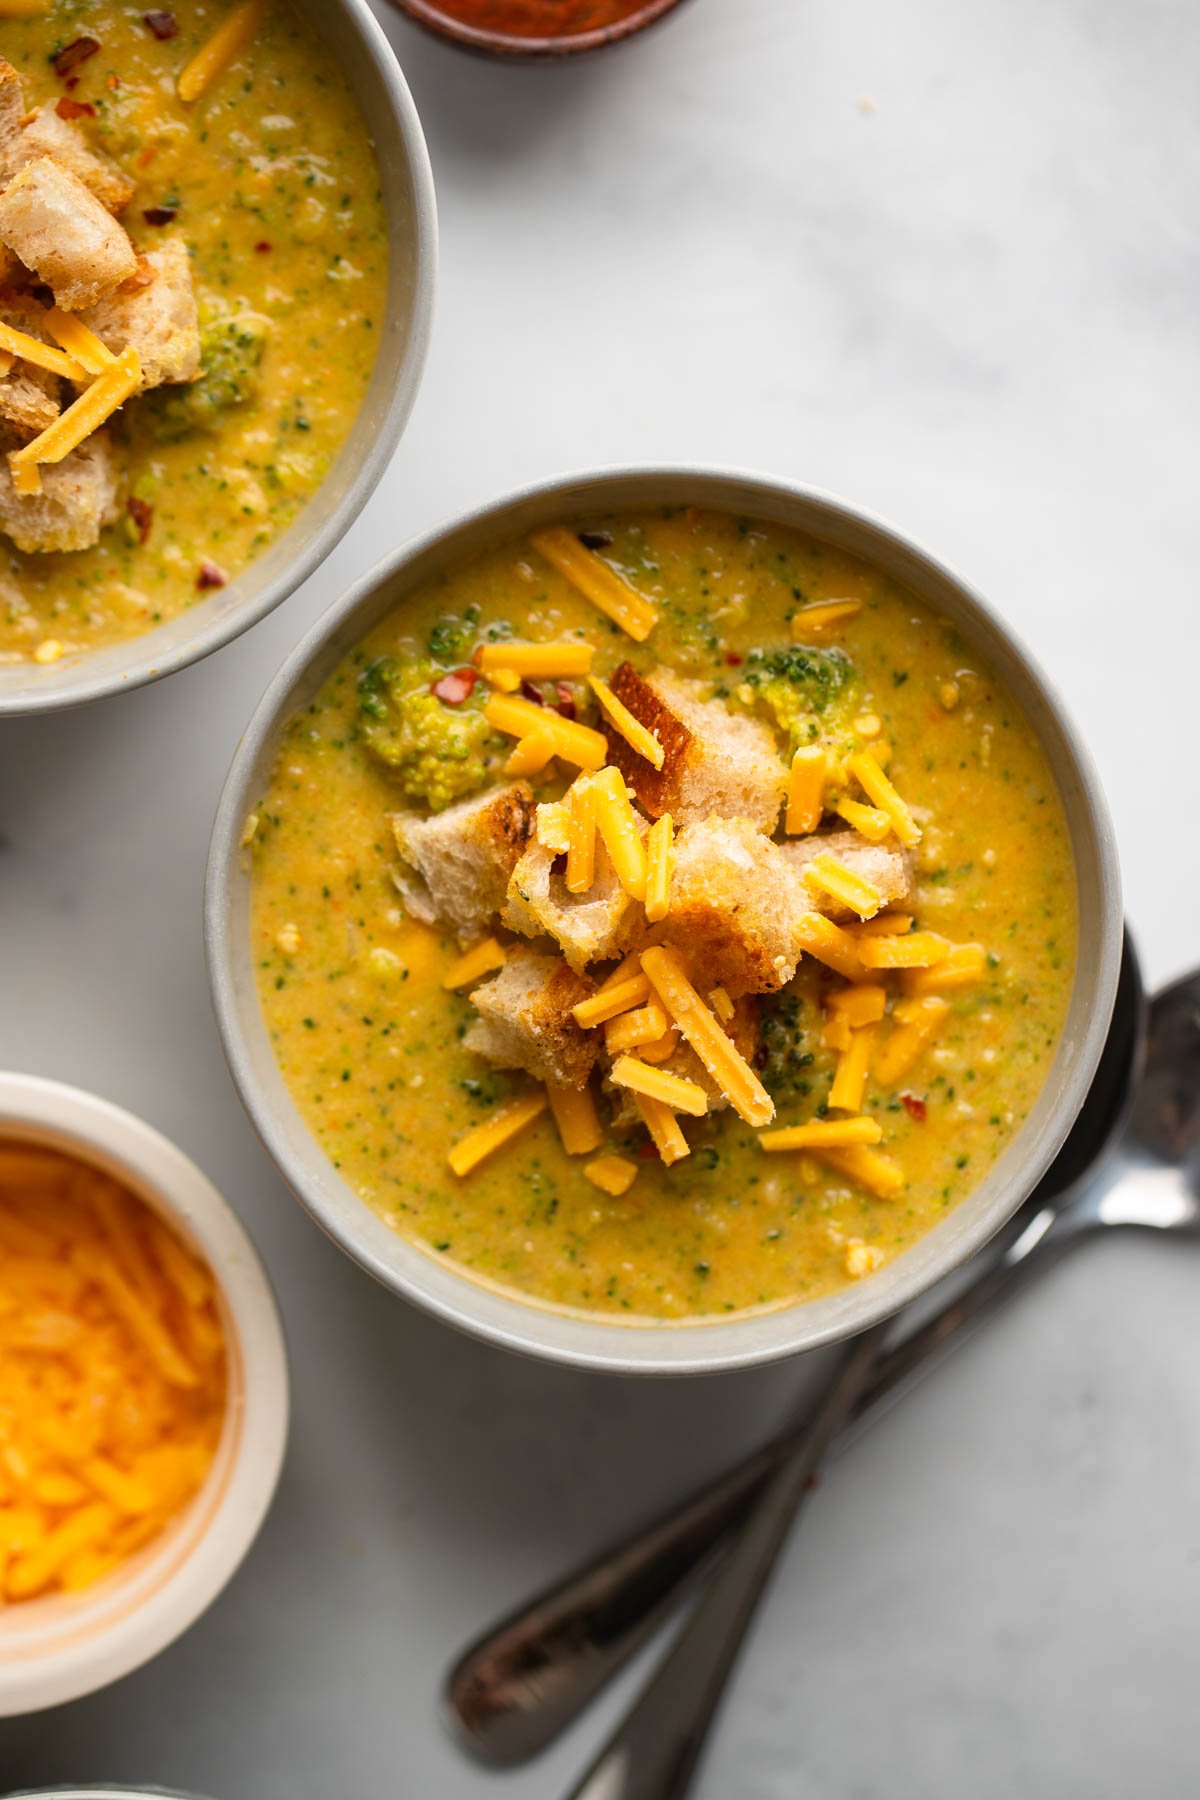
503, 839, 646, 974
779, 829, 914, 923
0, 62, 24, 181
0, 427, 119, 553
668, 816, 799, 996
80, 239, 200, 388
602, 663, 786, 833
464, 948, 597, 1089
390, 782, 534, 948
10, 105, 136, 216
0, 159, 137, 311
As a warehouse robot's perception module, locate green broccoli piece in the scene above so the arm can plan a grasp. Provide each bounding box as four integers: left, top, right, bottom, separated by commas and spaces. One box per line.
357, 657, 494, 812
428, 607, 480, 662
742, 643, 855, 746
145, 312, 270, 442
756, 993, 817, 1097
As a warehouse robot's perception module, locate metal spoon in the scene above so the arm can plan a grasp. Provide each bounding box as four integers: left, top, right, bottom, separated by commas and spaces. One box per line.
446, 934, 1152, 1766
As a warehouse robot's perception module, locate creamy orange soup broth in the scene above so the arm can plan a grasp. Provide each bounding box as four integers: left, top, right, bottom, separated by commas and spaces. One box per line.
249, 509, 1077, 1322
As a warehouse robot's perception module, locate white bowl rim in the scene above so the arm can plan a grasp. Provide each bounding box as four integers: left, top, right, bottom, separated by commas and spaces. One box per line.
205, 462, 1123, 1377
0, 1072, 289, 1716
0, 0, 437, 719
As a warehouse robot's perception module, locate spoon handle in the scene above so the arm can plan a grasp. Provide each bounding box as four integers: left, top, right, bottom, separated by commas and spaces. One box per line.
565, 1325, 888, 1800
446, 1186, 1102, 1764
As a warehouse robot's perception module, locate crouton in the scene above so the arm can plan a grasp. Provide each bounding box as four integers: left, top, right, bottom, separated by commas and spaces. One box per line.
79, 239, 200, 389
0, 62, 24, 181
9, 105, 136, 216
779, 829, 914, 923
668, 816, 799, 995
0, 292, 60, 439
464, 948, 598, 1089
0, 159, 137, 312
503, 839, 646, 974
390, 782, 534, 947
601, 663, 786, 833
0, 428, 119, 553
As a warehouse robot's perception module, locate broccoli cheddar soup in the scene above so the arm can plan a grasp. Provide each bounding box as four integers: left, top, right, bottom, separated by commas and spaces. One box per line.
249, 510, 1077, 1323
0, 1, 386, 664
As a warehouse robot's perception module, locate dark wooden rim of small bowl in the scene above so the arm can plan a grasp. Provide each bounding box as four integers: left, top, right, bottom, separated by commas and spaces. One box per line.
388, 0, 691, 59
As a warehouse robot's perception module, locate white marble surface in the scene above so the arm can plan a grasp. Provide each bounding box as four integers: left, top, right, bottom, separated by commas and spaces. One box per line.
2, 0, 1200, 1794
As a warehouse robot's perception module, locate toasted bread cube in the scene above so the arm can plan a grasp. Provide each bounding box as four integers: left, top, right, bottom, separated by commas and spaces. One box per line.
0, 159, 137, 312
668, 816, 799, 995
503, 838, 646, 974
390, 782, 534, 948
601, 663, 786, 833
0, 428, 119, 553
0, 293, 61, 439
779, 829, 914, 924
0, 61, 24, 181
10, 105, 136, 216
79, 239, 200, 388
464, 948, 598, 1090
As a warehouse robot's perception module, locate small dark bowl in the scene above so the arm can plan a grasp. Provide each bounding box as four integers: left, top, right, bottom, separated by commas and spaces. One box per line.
388, 0, 691, 59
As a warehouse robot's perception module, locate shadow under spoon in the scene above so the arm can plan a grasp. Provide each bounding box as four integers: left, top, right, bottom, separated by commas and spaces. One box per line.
447, 933, 1154, 1768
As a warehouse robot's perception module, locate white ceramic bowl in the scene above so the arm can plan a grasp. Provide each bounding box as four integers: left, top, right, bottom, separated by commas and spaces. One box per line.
0, 1073, 289, 1717
206, 466, 1122, 1377
0, 0, 436, 717
6, 1791, 211, 1798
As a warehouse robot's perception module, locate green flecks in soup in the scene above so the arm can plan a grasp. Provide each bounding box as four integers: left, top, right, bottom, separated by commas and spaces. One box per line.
248, 508, 1077, 1323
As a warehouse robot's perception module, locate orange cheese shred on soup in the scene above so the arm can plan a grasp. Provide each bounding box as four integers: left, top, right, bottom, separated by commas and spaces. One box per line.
0, 1142, 226, 1602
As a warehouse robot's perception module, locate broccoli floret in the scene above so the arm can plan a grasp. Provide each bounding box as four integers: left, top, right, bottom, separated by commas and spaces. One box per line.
428, 607, 480, 662
145, 311, 269, 442
357, 657, 494, 812
743, 643, 855, 746
755, 993, 817, 1096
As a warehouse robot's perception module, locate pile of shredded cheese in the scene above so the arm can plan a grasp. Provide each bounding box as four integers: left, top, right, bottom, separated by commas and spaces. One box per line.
0, 1142, 226, 1603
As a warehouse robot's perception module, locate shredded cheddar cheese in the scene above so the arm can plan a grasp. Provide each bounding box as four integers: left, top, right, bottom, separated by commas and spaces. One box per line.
447, 1091, 547, 1177
610, 1054, 709, 1118
478, 642, 593, 678
641, 946, 774, 1127
875, 997, 951, 1083
0, 1143, 226, 1604
846, 913, 914, 939
793, 913, 868, 982
828, 1023, 877, 1112
591, 766, 648, 902
803, 852, 883, 920
565, 775, 598, 893
588, 675, 665, 769
847, 752, 921, 848
45, 310, 117, 376
816, 1144, 904, 1198
902, 943, 989, 995
535, 801, 572, 854
834, 797, 891, 843
531, 528, 659, 642
857, 931, 950, 971
634, 1094, 690, 1165
0, 320, 86, 383
644, 813, 674, 924
178, 0, 267, 104
504, 731, 558, 777
583, 1155, 639, 1197
760, 1116, 883, 1151
485, 693, 607, 771
791, 598, 863, 638
10, 348, 142, 486
572, 974, 652, 1028
786, 746, 827, 835
828, 984, 887, 1026
546, 1083, 602, 1156
708, 986, 735, 1024
442, 937, 507, 991
605, 999, 671, 1057
634, 1026, 681, 1065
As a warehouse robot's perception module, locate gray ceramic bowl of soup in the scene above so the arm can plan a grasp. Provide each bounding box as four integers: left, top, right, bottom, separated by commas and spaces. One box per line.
0, 0, 435, 716
205, 467, 1121, 1376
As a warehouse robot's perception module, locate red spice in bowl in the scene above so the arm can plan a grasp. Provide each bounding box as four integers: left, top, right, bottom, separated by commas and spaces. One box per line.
389, 0, 691, 58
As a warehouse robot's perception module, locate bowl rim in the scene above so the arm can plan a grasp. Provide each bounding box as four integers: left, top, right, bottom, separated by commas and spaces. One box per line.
0, 1071, 289, 1716
388, 0, 690, 58
205, 463, 1123, 1377
0, 0, 437, 719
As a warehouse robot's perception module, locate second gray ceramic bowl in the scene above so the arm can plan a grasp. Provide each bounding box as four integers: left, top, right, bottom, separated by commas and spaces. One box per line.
0, 0, 436, 717
206, 467, 1122, 1377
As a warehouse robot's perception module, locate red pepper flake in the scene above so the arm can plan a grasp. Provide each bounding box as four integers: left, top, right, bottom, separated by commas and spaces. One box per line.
107, 73, 121, 91
901, 1093, 927, 1122
254, 241, 273, 254
554, 682, 576, 720
56, 96, 96, 120
431, 668, 477, 706
196, 562, 227, 591
143, 9, 180, 38
519, 679, 544, 707
52, 37, 101, 79
636, 1141, 658, 1161
725, 652, 743, 666
142, 205, 178, 226
126, 497, 154, 546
